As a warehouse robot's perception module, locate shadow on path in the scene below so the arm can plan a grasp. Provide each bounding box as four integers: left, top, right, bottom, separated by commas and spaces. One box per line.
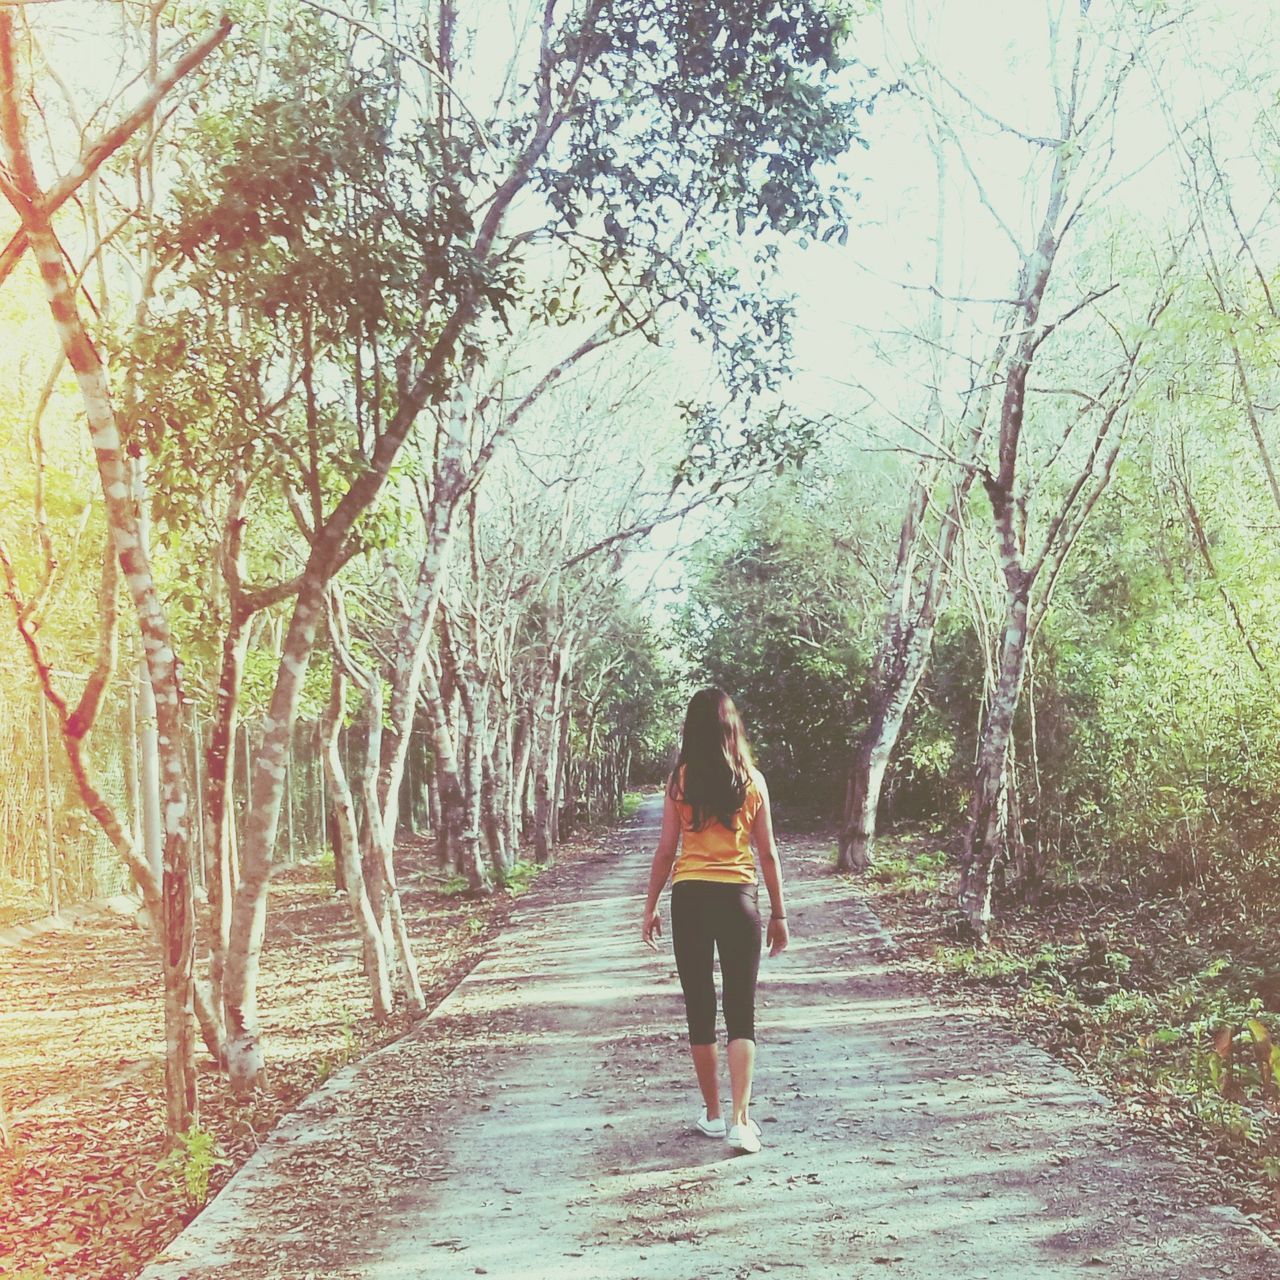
143, 798, 1278, 1280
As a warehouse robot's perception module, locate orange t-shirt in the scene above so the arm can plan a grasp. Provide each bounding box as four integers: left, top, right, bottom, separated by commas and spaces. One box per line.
671, 766, 764, 885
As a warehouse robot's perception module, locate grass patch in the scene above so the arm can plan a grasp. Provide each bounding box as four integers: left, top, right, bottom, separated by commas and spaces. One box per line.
868, 846, 951, 896
439, 860, 544, 898
934, 941, 1069, 981
439, 873, 470, 896
503, 859, 542, 896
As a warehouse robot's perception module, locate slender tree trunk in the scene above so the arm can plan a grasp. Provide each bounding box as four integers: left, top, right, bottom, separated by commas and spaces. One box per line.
201, 610, 249, 1045
487, 705, 514, 869
957, 594, 1031, 941
442, 617, 491, 896
356, 684, 395, 972
533, 642, 570, 863
836, 338, 1005, 873
322, 667, 393, 1021
533, 751, 553, 865
0, 59, 199, 1126
426, 764, 441, 838
481, 746, 509, 880
554, 682, 573, 841
457, 707, 488, 893
401, 741, 419, 837
420, 657, 467, 873
510, 705, 532, 851
221, 583, 326, 1090
839, 704, 894, 874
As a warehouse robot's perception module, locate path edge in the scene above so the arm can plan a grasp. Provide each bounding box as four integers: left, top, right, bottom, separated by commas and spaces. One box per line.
137, 811, 654, 1280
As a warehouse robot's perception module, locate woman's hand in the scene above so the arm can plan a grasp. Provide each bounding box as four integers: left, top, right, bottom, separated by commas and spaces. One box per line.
766, 915, 789, 958
642, 906, 663, 951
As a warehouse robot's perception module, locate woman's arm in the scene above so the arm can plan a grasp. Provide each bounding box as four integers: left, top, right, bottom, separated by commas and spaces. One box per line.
641, 789, 681, 950
751, 772, 789, 957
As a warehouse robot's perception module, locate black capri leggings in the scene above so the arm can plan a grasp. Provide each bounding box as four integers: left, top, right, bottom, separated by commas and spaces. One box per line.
670, 880, 762, 1044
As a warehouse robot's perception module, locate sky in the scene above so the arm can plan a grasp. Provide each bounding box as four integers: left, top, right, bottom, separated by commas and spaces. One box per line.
784, 0, 1280, 419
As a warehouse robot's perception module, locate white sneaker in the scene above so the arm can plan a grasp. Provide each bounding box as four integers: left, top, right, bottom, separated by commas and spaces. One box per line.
695, 1110, 726, 1137
727, 1120, 762, 1153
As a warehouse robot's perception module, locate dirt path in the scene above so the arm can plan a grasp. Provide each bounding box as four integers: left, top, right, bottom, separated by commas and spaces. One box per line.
141, 799, 1278, 1280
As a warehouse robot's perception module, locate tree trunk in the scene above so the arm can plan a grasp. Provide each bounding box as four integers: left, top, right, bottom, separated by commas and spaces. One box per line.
0, 72, 199, 1125
837, 705, 894, 874
420, 656, 467, 874
957, 594, 1031, 942
322, 667, 393, 1021
510, 705, 533, 852
201, 609, 249, 1046
457, 719, 488, 894
355, 684, 395, 977
426, 765, 441, 839
485, 702, 514, 875
221, 583, 326, 1091
554, 683, 573, 841
836, 346, 1002, 874
532, 643, 570, 863
481, 747, 509, 880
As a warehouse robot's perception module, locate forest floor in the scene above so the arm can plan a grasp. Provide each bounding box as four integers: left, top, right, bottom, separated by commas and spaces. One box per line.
0, 830, 611, 1280
130, 798, 1278, 1280
858, 830, 1280, 1238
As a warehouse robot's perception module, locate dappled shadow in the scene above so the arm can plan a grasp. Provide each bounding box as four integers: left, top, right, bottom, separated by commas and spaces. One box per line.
143, 805, 1280, 1280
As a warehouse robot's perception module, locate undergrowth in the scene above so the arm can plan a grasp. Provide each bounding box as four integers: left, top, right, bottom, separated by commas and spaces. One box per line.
862, 835, 1280, 1221
440, 858, 544, 898
158, 1122, 230, 1208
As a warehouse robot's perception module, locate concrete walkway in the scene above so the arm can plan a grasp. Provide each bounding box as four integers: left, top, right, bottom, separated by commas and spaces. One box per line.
142, 799, 1278, 1280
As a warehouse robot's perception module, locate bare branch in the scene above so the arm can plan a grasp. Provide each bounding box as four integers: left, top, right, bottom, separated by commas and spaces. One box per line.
0, 11, 231, 288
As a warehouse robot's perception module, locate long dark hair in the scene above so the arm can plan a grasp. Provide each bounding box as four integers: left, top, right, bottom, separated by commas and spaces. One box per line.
668, 688, 754, 831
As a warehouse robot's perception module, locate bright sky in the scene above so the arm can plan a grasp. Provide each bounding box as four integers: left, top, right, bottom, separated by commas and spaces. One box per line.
785, 0, 1280, 420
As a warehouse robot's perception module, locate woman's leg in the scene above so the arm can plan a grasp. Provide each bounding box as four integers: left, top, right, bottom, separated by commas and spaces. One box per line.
717, 885, 762, 1127
671, 883, 720, 1116
690, 1043, 721, 1120
726, 1038, 755, 1127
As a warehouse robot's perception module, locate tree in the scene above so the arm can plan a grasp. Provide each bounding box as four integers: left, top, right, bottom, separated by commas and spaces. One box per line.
0, 5, 231, 1134
918, 1, 1184, 939
144, 0, 866, 1089
682, 463, 882, 809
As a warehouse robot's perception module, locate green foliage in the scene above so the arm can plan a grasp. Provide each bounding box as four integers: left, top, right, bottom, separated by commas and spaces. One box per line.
544, 0, 869, 401
114, 0, 869, 771
916, 890, 1280, 1189
572, 591, 684, 788
936, 943, 1067, 982
158, 1123, 230, 1208
1010, 428, 1280, 916
869, 848, 950, 896
678, 465, 884, 810
504, 861, 543, 897
313, 1006, 361, 1085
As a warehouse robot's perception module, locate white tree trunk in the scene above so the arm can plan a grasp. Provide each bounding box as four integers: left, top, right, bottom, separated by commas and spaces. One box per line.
957, 595, 1031, 941
322, 668, 394, 1021
10, 213, 199, 1131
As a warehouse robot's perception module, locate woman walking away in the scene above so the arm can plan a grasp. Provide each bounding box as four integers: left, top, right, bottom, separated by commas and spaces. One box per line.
641, 688, 789, 1154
